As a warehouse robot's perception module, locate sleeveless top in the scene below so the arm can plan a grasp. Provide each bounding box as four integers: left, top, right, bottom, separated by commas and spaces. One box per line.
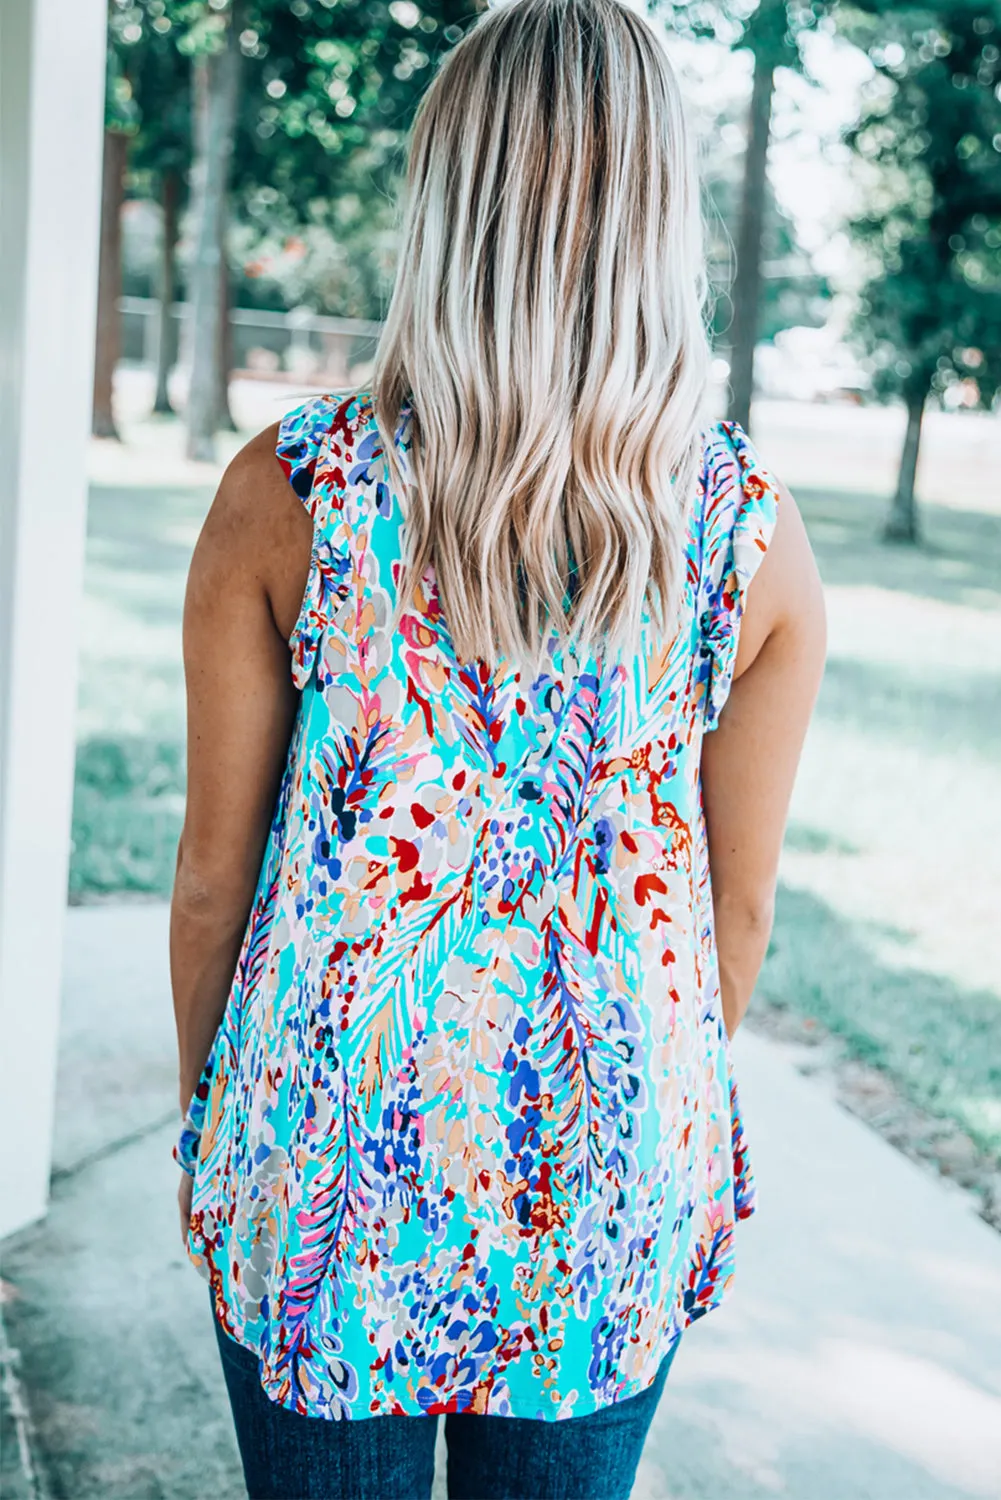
176, 390, 779, 1422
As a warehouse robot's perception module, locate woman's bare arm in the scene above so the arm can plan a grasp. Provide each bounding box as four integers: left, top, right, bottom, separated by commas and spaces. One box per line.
701, 484, 827, 1039
170, 425, 312, 1118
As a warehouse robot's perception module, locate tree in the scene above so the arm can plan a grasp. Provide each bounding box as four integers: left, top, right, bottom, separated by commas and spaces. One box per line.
654, 0, 830, 430
126, 11, 192, 416
109, 0, 488, 454
185, 11, 244, 460
107, 0, 244, 451
726, 0, 802, 428
92, 128, 130, 439
92, 33, 140, 440
102, 2, 192, 427
153, 167, 183, 414
161, 0, 482, 460
843, 0, 1001, 539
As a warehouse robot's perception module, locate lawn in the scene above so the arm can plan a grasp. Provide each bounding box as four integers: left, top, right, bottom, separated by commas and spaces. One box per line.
71, 391, 1001, 1163
759, 480, 1001, 1161
72, 473, 207, 898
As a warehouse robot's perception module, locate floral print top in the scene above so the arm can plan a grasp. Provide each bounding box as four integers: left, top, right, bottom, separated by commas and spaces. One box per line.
176, 390, 779, 1422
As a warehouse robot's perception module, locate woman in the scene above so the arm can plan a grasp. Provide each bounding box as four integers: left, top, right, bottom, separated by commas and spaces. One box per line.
171, 1, 826, 1496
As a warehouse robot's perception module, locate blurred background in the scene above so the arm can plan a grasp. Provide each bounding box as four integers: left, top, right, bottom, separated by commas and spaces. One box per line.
1, 1, 1000, 1497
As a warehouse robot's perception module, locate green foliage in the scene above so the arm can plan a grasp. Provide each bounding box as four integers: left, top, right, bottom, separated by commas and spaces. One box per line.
107, 0, 477, 319
108, 1, 190, 168
654, 2, 835, 355
225, 1, 475, 317
655, 0, 828, 62
233, 206, 398, 319
843, 0, 1001, 408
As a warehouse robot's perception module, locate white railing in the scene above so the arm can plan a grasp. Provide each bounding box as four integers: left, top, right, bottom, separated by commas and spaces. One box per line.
117, 295, 384, 380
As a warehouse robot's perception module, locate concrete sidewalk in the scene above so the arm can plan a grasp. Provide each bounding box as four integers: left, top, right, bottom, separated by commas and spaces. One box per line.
2, 905, 1000, 1499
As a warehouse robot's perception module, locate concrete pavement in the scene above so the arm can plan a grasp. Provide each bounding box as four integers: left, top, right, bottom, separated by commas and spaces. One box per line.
638, 1034, 1001, 1499
2, 904, 999, 1499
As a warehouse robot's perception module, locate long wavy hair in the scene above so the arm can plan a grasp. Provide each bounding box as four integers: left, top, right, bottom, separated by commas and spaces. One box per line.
373, 0, 711, 673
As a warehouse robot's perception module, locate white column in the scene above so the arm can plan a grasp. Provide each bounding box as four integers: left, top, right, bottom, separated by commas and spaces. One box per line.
0, 0, 106, 1238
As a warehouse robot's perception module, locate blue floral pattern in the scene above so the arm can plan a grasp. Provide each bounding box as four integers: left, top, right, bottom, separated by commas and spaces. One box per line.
176, 391, 779, 1421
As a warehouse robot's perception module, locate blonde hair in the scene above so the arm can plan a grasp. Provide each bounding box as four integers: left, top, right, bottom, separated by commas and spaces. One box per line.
373, 0, 710, 673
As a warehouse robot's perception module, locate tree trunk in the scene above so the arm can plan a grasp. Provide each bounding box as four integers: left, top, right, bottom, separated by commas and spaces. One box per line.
185, 12, 242, 462
92, 129, 128, 440
726, 45, 776, 436
884, 385, 927, 543
216, 251, 238, 432
153, 169, 180, 415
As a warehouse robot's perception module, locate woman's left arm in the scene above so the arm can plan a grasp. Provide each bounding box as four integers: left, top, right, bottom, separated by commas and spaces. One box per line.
700, 479, 826, 1040
170, 425, 312, 1132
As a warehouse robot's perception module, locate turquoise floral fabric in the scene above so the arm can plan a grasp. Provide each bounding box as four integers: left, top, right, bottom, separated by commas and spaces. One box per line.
176, 391, 779, 1421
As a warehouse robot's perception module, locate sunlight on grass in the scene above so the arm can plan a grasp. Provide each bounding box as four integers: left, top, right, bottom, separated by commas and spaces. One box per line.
70, 738, 185, 899
71, 474, 209, 904
760, 476, 1001, 1161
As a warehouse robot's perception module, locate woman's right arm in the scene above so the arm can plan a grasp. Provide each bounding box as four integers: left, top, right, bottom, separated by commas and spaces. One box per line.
171, 430, 312, 1116
700, 483, 827, 1039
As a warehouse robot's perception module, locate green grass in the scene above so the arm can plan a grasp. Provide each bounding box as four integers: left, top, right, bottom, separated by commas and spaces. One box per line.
71, 422, 1001, 1161
761, 884, 1001, 1154
758, 483, 1001, 1162
71, 474, 210, 903
70, 737, 184, 900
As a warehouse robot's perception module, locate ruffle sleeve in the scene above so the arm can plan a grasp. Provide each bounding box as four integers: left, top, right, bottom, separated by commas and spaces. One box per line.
697, 420, 781, 731
275, 393, 355, 690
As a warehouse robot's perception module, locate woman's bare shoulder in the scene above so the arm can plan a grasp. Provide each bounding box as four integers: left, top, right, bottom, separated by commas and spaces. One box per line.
734, 479, 826, 682
211, 423, 299, 525
193, 424, 314, 642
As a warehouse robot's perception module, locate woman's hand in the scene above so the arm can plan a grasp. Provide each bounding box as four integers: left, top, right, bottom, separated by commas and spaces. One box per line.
178, 1170, 194, 1248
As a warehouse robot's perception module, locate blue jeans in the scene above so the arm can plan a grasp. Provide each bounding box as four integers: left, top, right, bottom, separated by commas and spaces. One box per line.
213, 1309, 678, 1500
